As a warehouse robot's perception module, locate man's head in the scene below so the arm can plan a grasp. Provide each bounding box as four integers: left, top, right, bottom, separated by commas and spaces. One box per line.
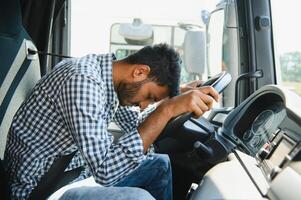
113, 43, 181, 109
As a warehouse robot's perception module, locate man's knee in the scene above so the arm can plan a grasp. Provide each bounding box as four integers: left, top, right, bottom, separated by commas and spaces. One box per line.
153, 154, 171, 173
125, 187, 155, 200
59, 186, 155, 200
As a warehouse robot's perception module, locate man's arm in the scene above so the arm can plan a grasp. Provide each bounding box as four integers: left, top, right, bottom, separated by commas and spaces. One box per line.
113, 105, 156, 135
138, 86, 219, 151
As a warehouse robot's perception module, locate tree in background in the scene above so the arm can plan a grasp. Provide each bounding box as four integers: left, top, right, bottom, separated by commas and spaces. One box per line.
280, 51, 301, 82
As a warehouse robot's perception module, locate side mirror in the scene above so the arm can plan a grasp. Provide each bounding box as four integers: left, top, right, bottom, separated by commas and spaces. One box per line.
182, 29, 206, 76
201, 10, 210, 25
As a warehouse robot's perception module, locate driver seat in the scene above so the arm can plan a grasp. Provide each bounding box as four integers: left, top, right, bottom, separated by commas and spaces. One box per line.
0, 0, 40, 199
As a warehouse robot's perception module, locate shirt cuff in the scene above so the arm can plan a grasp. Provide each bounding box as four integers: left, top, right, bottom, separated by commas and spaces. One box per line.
145, 144, 155, 159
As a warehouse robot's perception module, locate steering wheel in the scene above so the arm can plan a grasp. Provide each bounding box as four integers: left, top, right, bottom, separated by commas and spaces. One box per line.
158, 71, 232, 140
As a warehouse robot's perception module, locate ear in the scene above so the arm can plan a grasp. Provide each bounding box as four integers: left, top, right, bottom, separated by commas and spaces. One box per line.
132, 64, 150, 81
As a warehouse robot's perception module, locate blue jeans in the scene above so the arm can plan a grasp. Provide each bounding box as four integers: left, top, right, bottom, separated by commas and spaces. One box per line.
57, 154, 172, 200
114, 153, 173, 200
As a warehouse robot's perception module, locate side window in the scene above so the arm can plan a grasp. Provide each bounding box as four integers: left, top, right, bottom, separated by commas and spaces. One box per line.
271, 0, 301, 96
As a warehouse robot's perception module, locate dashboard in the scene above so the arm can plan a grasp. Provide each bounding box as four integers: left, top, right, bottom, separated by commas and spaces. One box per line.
190, 85, 301, 200
222, 88, 299, 157
222, 85, 301, 167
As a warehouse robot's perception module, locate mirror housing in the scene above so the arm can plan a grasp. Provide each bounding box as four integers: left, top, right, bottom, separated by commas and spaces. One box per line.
201, 10, 210, 25
118, 18, 153, 45
182, 28, 206, 76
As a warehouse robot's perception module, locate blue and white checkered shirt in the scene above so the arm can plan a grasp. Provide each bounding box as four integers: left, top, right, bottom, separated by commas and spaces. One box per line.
4, 53, 154, 200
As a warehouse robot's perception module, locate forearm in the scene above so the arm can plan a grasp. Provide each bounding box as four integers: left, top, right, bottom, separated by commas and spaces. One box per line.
138, 103, 172, 152
138, 86, 219, 152
94, 137, 145, 186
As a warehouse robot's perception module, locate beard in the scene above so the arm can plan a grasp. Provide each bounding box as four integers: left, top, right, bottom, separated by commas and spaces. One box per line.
117, 79, 150, 106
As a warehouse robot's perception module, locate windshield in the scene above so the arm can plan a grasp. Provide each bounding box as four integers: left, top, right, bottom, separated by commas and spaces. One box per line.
71, 0, 218, 84
271, 0, 301, 96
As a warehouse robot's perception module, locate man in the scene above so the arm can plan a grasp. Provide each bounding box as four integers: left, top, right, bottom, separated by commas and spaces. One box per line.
4, 43, 218, 200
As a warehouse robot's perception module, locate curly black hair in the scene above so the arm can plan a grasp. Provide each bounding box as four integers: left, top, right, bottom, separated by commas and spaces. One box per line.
123, 43, 181, 97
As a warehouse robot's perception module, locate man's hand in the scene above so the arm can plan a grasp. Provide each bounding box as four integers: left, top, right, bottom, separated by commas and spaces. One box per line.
162, 86, 219, 119
180, 80, 203, 93
138, 86, 219, 151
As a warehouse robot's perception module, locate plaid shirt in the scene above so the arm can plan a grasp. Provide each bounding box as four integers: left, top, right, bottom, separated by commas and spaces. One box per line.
4, 53, 154, 200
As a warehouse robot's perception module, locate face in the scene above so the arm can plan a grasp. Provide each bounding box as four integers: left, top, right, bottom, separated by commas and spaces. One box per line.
117, 79, 169, 109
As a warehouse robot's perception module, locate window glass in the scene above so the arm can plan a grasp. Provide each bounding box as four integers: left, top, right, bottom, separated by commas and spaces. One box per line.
110, 24, 196, 84
71, 0, 218, 84
271, 0, 301, 96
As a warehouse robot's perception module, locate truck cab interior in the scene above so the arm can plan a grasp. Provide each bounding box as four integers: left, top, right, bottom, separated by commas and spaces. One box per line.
1, 0, 301, 200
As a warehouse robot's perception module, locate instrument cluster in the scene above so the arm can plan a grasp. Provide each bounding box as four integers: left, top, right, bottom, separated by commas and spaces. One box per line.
240, 106, 286, 154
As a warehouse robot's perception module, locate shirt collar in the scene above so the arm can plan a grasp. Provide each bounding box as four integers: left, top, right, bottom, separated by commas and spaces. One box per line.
101, 53, 119, 106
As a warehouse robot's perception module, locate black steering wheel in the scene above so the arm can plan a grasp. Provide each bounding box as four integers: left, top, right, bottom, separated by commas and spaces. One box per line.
158, 71, 232, 140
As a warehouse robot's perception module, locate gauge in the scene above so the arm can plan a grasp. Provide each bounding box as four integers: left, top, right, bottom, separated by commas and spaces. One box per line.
249, 136, 261, 148
252, 110, 275, 136
243, 130, 253, 141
